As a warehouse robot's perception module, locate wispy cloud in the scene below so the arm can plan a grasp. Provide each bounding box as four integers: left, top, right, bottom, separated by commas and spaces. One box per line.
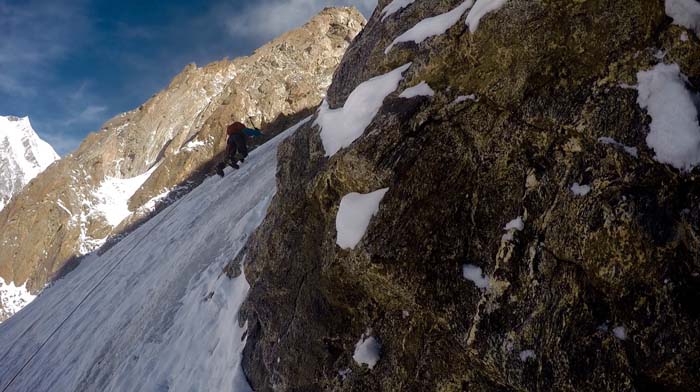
63, 105, 109, 126
0, 0, 91, 96
225, 0, 377, 43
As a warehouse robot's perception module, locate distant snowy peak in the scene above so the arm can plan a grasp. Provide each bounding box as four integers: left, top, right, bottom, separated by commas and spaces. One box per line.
0, 115, 59, 211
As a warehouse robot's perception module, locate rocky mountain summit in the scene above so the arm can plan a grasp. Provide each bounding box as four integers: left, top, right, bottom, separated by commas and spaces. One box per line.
0, 116, 58, 212
0, 7, 365, 321
238, 0, 700, 390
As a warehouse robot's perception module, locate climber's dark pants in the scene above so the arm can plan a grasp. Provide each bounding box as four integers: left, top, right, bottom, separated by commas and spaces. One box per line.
217, 133, 249, 175
229, 132, 248, 160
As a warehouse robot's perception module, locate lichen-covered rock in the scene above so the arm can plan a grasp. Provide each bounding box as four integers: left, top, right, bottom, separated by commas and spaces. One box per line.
0, 7, 365, 321
240, 1, 700, 390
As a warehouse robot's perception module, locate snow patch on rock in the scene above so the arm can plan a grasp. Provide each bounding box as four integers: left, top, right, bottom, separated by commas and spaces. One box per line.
465, 0, 509, 32
381, 0, 416, 21
665, 0, 700, 36
613, 326, 627, 340
502, 216, 524, 241
504, 217, 524, 231
385, 0, 508, 53
353, 335, 381, 369
182, 138, 207, 152
598, 137, 639, 157
570, 183, 591, 196
385, 1, 474, 54
462, 264, 490, 289
316, 64, 411, 157
452, 94, 478, 104
336, 188, 390, 249
637, 63, 700, 171
519, 349, 536, 362
399, 81, 435, 98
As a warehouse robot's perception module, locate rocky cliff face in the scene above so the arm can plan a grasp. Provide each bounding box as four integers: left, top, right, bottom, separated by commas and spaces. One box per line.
0, 7, 365, 321
0, 116, 58, 212
239, 0, 700, 390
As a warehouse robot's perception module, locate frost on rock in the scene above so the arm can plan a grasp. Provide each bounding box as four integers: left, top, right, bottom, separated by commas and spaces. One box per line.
92, 164, 160, 227
385, 1, 474, 54
336, 188, 390, 249
637, 63, 700, 171
502, 216, 524, 241
316, 64, 411, 157
570, 183, 591, 196
665, 0, 700, 36
519, 349, 536, 362
0, 278, 36, 321
598, 137, 639, 157
399, 81, 435, 98
381, 0, 416, 21
462, 264, 490, 289
465, 0, 509, 32
353, 335, 381, 369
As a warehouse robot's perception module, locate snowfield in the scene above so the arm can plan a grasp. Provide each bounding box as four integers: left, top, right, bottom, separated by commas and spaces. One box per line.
0, 119, 309, 392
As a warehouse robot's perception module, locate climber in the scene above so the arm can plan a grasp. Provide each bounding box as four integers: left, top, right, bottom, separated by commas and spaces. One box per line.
216, 121, 264, 177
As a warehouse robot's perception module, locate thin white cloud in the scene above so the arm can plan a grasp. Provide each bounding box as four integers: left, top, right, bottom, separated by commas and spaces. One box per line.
0, 0, 90, 96
78, 105, 108, 121
225, 0, 377, 42
63, 105, 109, 126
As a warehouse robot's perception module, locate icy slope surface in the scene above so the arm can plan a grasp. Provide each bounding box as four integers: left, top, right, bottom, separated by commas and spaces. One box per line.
0, 120, 306, 392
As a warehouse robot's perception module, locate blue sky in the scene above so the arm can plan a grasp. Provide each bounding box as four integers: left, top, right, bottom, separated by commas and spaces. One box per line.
0, 0, 376, 155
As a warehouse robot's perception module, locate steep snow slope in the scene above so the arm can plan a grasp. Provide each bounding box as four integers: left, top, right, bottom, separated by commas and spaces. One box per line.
0, 116, 58, 211
0, 119, 308, 392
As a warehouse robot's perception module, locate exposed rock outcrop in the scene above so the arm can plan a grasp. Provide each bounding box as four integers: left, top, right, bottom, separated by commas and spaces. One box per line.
240, 1, 700, 390
0, 7, 365, 321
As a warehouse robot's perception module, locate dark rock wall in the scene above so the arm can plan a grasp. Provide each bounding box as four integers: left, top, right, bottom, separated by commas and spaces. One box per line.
239, 0, 700, 390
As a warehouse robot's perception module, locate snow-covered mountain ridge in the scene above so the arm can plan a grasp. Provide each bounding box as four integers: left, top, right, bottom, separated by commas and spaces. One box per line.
0, 115, 58, 212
